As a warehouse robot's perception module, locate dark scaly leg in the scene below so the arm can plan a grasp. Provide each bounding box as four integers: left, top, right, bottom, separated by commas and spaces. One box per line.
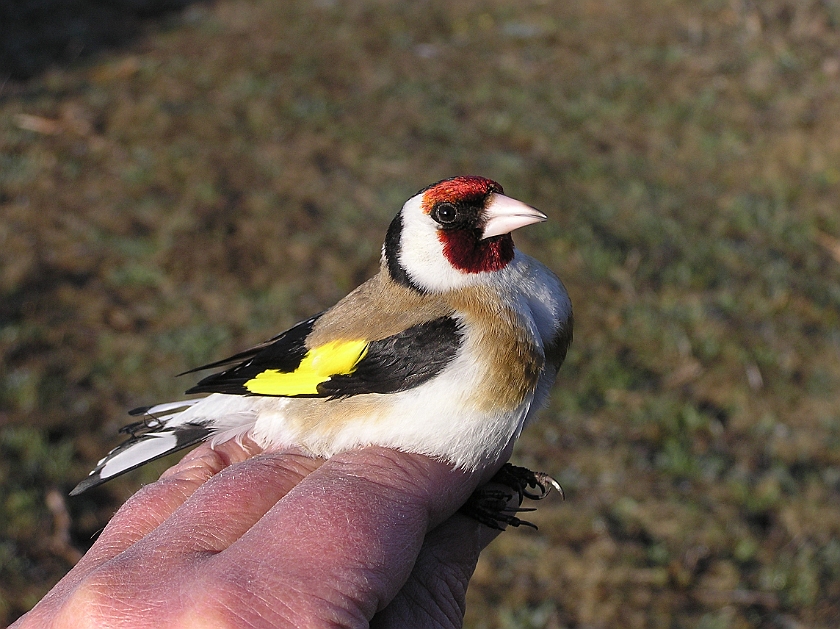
460, 463, 564, 530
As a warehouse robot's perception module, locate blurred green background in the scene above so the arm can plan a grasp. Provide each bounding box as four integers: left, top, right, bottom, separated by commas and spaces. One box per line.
2, 0, 840, 626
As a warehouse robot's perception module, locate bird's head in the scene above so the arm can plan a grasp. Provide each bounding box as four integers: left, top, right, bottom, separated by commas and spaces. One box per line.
383, 176, 546, 292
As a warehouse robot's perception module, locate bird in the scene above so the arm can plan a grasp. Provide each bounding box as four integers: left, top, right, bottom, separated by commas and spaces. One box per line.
71, 176, 573, 502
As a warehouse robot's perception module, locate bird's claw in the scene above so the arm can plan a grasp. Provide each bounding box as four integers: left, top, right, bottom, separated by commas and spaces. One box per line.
459, 463, 564, 530
524, 470, 565, 501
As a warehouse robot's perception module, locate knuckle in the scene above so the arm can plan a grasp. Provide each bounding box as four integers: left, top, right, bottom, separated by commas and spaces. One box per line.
51, 576, 135, 628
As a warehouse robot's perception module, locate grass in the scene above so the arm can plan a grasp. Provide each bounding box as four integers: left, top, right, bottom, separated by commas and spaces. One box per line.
2, 0, 840, 626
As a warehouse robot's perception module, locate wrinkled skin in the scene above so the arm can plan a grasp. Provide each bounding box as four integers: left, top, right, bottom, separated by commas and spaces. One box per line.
13, 440, 516, 629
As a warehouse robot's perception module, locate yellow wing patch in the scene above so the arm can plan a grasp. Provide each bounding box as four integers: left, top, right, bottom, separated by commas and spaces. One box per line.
244, 340, 369, 396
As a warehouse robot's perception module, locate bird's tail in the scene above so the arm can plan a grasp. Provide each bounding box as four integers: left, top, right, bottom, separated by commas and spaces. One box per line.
70, 399, 213, 495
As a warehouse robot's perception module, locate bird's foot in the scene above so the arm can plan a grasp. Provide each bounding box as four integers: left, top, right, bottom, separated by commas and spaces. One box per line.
460, 463, 564, 530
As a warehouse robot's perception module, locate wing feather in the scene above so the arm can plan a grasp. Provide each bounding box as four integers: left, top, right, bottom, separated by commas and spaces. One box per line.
184, 316, 462, 398
185, 315, 320, 394
319, 316, 462, 397
180, 315, 323, 377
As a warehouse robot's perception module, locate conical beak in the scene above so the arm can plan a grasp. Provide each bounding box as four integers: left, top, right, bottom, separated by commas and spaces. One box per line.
481, 194, 548, 239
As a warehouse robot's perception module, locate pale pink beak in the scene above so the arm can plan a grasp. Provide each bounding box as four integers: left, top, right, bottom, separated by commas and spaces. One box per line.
481, 193, 547, 239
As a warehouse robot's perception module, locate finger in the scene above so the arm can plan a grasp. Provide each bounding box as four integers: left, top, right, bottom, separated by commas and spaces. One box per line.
41, 451, 325, 627
177, 447, 486, 628
19, 439, 262, 626
85, 438, 263, 562
371, 504, 516, 628
129, 450, 323, 559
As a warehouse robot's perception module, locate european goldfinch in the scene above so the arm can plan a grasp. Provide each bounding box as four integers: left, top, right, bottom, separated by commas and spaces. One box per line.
71, 176, 573, 496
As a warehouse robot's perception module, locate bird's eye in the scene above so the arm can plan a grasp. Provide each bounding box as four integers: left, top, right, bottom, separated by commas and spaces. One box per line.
433, 203, 458, 225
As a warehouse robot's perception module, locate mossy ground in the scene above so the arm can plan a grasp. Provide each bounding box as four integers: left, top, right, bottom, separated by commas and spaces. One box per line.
2, 0, 840, 626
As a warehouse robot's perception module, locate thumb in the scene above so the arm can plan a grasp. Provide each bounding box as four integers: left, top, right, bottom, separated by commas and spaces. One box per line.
372, 484, 522, 628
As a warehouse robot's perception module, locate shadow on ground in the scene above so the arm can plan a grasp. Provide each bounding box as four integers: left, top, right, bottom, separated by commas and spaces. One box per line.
1, 0, 211, 81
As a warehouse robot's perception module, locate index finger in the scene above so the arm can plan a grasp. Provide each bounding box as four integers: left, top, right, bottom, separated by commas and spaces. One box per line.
64, 438, 268, 579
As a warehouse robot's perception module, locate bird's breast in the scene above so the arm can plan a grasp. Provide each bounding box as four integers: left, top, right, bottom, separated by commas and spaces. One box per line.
449, 291, 544, 413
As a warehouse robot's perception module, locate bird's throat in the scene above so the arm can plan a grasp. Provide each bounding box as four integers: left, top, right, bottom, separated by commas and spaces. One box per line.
438, 231, 515, 274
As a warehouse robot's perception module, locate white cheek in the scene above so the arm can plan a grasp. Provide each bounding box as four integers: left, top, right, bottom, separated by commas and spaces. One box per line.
397, 196, 485, 293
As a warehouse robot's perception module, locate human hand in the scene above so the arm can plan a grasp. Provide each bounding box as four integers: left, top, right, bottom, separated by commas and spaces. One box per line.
13, 440, 511, 628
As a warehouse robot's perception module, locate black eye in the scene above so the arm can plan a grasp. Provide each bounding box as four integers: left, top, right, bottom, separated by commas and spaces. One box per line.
433, 202, 458, 225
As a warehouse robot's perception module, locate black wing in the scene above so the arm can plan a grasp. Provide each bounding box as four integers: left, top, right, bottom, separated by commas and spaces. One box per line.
185, 314, 320, 395
184, 315, 463, 398
181, 314, 323, 379
318, 316, 462, 398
